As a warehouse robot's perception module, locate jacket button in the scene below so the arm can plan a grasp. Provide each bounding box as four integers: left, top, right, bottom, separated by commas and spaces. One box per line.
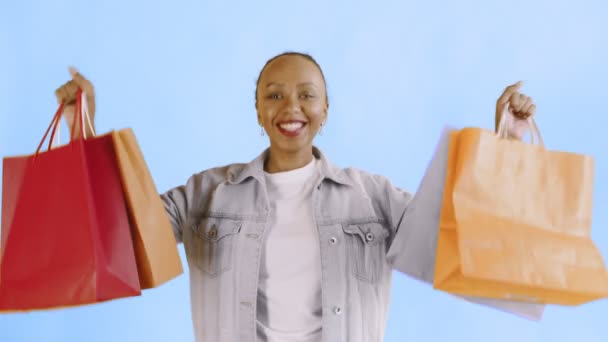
365, 233, 374, 242
208, 228, 218, 239
329, 237, 338, 245
333, 306, 342, 315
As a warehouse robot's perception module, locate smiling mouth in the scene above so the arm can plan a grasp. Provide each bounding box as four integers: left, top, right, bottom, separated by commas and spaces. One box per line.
279, 122, 305, 131
277, 121, 307, 137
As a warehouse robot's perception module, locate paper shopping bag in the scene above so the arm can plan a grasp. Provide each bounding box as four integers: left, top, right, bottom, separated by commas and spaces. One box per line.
0, 96, 141, 311
433, 119, 608, 305
111, 128, 183, 289
388, 127, 546, 320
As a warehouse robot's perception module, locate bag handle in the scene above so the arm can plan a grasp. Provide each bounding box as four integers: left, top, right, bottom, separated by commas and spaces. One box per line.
35, 102, 66, 155
69, 90, 95, 139
68, 89, 86, 142
496, 104, 544, 147
35, 89, 96, 155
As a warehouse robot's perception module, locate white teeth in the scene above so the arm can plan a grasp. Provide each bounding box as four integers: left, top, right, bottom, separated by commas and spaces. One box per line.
279, 122, 304, 132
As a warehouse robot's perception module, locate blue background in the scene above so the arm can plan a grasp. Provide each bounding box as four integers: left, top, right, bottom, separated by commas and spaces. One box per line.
1, 0, 607, 340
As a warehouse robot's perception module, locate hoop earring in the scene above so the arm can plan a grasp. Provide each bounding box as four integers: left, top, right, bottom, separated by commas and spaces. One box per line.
318, 121, 325, 136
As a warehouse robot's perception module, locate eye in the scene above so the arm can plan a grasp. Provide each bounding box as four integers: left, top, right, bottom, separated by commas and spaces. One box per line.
267, 93, 282, 100
300, 93, 315, 99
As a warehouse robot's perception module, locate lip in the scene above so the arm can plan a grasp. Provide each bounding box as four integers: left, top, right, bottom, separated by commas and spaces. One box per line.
276, 120, 307, 137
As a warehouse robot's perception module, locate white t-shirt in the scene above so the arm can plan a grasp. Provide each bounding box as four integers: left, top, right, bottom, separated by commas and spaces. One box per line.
257, 157, 323, 342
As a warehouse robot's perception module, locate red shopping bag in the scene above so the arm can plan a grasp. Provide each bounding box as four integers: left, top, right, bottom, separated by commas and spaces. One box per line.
0, 92, 141, 311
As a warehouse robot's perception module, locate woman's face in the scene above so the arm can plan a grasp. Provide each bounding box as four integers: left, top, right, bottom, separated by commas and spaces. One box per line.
256, 55, 328, 155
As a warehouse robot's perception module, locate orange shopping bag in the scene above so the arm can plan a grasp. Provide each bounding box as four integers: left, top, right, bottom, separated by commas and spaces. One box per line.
72, 92, 183, 289
433, 108, 608, 305
111, 128, 183, 289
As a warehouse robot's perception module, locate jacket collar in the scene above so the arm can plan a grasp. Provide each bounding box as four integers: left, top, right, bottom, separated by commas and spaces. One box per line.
229, 146, 351, 186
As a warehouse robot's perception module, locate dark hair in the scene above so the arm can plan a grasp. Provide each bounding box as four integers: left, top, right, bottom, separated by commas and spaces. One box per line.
255, 52, 328, 107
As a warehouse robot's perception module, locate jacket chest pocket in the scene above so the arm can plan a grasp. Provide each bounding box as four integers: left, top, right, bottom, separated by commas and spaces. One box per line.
342, 222, 389, 283
186, 217, 242, 277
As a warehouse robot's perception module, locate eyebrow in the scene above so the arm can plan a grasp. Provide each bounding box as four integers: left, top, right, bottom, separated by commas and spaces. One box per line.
265, 82, 317, 88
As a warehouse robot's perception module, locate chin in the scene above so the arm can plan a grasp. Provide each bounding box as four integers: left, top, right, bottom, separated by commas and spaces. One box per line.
273, 139, 312, 154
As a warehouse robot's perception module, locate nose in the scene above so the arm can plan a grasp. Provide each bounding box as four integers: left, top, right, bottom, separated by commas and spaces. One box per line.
283, 94, 301, 114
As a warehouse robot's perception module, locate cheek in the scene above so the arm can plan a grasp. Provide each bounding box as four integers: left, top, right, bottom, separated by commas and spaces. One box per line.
258, 107, 277, 123
306, 104, 327, 122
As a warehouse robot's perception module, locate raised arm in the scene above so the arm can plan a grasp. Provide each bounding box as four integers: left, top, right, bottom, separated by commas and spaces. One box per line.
386, 82, 543, 320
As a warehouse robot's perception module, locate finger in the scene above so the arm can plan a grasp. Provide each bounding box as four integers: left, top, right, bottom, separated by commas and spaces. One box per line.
64, 80, 80, 101
496, 81, 524, 106
68, 66, 79, 77
55, 85, 67, 103
55, 80, 73, 103
509, 92, 521, 112
513, 100, 535, 119
514, 94, 529, 112
69, 67, 94, 94
519, 98, 533, 117
519, 96, 534, 114
527, 104, 536, 118
512, 108, 531, 119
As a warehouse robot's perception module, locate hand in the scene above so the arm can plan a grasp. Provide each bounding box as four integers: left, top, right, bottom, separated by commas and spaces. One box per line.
495, 81, 536, 140
54, 67, 96, 138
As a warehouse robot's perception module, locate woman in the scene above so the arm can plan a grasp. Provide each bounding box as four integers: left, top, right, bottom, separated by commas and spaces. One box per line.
55, 52, 536, 342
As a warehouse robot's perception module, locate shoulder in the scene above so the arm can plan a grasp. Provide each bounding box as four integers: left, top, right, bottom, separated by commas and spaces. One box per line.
327, 165, 413, 229
185, 162, 248, 187
339, 167, 401, 192
315, 147, 410, 196
337, 166, 413, 203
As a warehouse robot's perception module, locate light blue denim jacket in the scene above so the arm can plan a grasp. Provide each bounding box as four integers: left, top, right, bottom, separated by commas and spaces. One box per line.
160, 146, 541, 342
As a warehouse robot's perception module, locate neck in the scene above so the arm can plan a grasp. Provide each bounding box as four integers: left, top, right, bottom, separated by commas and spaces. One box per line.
264, 145, 314, 173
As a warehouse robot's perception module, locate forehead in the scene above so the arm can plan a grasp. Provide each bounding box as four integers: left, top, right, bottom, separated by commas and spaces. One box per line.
260, 55, 324, 85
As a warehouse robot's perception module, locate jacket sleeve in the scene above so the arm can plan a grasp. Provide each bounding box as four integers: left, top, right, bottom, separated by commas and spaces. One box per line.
160, 172, 210, 243
384, 127, 545, 321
